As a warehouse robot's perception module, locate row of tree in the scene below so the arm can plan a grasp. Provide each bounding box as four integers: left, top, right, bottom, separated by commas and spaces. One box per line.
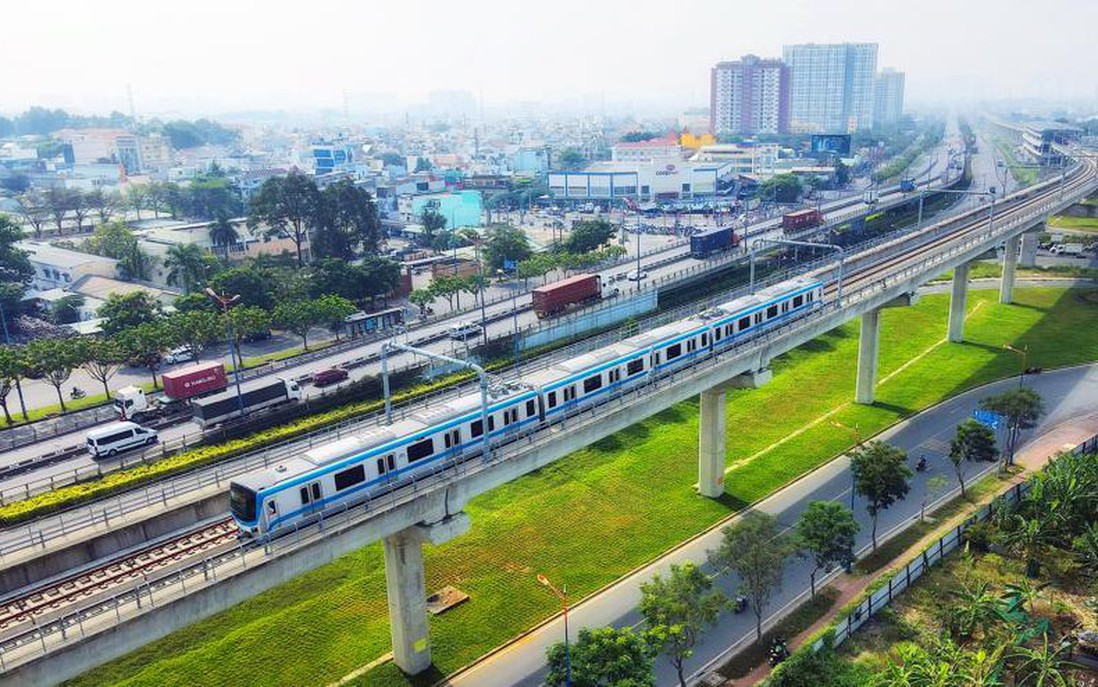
16, 169, 243, 238
543, 389, 1047, 687
0, 289, 357, 422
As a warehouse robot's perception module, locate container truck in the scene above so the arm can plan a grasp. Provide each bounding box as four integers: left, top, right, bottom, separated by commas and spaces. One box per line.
532, 274, 604, 318
114, 361, 228, 421
191, 376, 303, 428
782, 208, 824, 232
690, 226, 740, 259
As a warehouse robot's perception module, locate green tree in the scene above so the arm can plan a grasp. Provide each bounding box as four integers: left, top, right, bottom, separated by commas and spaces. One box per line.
248, 171, 323, 267
118, 322, 168, 388
482, 223, 532, 271
0, 345, 28, 423
833, 160, 852, 187
759, 173, 803, 203
84, 220, 151, 280
850, 441, 912, 551
545, 626, 655, 687
710, 511, 795, 641
1000, 513, 1056, 579
84, 189, 121, 225
165, 310, 221, 361
209, 215, 239, 257
979, 388, 1044, 469
225, 305, 271, 366
273, 299, 318, 350
163, 243, 210, 295
208, 265, 276, 310
313, 180, 382, 260
639, 561, 724, 687
430, 274, 464, 310
49, 294, 85, 325
97, 291, 164, 336
419, 208, 447, 248
126, 184, 148, 221
0, 215, 34, 314
77, 337, 125, 399
18, 192, 52, 238
517, 253, 559, 285
565, 219, 616, 254
1009, 634, 1074, 686
313, 294, 357, 341
949, 419, 999, 497
25, 337, 85, 411
409, 288, 435, 317
45, 186, 78, 235
795, 501, 859, 597
556, 147, 585, 171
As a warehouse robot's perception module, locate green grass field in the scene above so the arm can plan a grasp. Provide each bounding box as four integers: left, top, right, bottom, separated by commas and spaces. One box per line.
66, 287, 1098, 687
1048, 214, 1098, 232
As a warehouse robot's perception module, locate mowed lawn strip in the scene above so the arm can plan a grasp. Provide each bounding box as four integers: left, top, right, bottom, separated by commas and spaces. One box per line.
65, 287, 1098, 687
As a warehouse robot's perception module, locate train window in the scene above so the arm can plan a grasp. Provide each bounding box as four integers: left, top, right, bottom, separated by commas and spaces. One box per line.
583, 375, 602, 393
547, 391, 558, 408
300, 486, 311, 506
470, 419, 483, 437
267, 501, 277, 516
714, 328, 722, 341
488, 416, 496, 431
387, 455, 395, 471
376, 457, 387, 475
754, 313, 763, 325
738, 316, 750, 330
782, 302, 789, 313
627, 359, 644, 376
702, 332, 709, 346
335, 465, 366, 491
526, 400, 536, 417
687, 340, 696, 353
726, 324, 734, 337
767, 305, 778, 318
407, 438, 434, 462
564, 386, 576, 402
793, 295, 803, 308
608, 369, 621, 383
311, 483, 322, 501
666, 343, 681, 360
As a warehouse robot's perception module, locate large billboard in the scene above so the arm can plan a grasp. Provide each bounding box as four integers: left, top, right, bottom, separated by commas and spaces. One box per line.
811, 134, 852, 156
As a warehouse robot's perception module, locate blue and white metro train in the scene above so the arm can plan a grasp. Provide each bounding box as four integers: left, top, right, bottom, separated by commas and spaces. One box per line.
229, 277, 824, 536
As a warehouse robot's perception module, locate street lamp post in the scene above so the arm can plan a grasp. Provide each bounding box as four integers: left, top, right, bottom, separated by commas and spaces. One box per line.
537, 574, 570, 687
1003, 343, 1029, 388
205, 287, 246, 417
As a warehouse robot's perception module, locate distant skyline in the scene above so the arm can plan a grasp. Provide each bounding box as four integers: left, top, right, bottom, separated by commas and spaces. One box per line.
2, 0, 1096, 118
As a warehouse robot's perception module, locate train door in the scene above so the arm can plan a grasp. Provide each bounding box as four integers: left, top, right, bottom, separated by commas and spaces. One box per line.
298, 481, 324, 512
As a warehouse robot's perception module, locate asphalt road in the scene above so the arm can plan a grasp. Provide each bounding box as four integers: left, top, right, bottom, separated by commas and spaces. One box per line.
447, 363, 1098, 687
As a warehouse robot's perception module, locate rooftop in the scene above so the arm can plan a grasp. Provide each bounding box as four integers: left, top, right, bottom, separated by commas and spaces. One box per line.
18, 241, 118, 270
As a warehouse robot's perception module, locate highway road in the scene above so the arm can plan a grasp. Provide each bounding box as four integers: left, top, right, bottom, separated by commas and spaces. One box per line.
447, 363, 1098, 687
0, 162, 959, 493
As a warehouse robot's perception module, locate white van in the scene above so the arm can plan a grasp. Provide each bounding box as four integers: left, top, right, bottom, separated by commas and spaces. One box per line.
86, 421, 158, 459
448, 321, 482, 341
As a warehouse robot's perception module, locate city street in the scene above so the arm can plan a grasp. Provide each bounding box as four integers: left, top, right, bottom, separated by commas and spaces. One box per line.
446, 363, 1098, 687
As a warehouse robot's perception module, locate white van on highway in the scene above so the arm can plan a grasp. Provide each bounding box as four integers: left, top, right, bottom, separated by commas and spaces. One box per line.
448, 321, 482, 341
86, 421, 158, 459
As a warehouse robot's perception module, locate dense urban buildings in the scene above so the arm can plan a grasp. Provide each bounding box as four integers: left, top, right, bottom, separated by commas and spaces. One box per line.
709, 55, 791, 136
782, 42, 878, 133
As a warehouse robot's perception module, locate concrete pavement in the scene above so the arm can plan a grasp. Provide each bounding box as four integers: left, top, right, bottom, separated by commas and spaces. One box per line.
441, 363, 1098, 687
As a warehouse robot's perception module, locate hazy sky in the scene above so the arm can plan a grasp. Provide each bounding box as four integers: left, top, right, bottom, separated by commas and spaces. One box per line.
2, 0, 1095, 116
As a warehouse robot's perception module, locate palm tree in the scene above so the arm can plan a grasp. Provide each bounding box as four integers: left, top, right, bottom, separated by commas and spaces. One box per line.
163, 243, 209, 295
209, 215, 239, 259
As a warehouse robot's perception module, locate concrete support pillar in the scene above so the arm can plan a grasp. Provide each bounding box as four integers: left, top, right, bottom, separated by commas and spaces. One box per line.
1020, 230, 1039, 268
948, 261, 970, 343
855, 308, 881, 405
698, 388, 727, 498
383, 514, 471, 675
1000, 234, 1020, 304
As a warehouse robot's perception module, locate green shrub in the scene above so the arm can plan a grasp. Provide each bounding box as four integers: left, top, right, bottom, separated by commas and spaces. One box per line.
963, 521, 995, 552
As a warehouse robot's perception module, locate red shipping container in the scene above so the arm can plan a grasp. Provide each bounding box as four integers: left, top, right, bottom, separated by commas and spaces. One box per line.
161, 362, 228, 401
532, 274, 602, 318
